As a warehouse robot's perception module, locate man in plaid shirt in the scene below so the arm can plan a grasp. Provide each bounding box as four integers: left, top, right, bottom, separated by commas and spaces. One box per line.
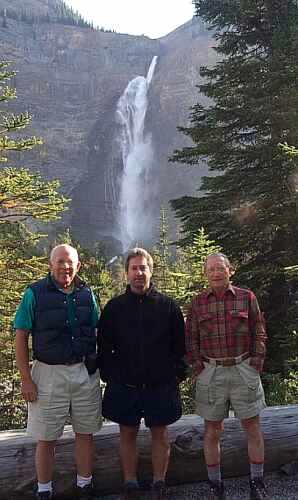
186, 253, 268, 500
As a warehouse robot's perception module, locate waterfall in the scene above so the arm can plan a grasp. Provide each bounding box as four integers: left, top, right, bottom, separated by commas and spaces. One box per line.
116, 56, 158, 251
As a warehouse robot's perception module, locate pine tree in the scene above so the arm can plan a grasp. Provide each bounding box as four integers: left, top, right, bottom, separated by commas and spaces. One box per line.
0, 61, 68, 429
171, 1, 298, 373
151, 207, 173, 295
170, 228, 221, 309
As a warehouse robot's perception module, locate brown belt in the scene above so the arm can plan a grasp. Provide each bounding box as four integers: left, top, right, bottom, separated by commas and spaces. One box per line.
202, 352, 250, 367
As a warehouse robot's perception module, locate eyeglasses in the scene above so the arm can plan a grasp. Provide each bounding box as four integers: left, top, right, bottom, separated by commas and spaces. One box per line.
206, 266, 228, 274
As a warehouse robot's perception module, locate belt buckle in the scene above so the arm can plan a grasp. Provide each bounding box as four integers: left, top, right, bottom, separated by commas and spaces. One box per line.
222, 358, 235, 367
66, 358, 81, 365
208, 358, 217, 367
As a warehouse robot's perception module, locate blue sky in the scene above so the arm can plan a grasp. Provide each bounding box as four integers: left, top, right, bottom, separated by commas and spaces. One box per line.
65, 0, 195, 39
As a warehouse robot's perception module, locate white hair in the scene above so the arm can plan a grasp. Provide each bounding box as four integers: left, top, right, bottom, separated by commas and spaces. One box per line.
204, 252, 234, 272
49, 244, 79, 263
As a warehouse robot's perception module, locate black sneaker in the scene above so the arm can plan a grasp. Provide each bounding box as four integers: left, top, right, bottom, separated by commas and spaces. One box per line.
75, 483, 95, 499
151, 480, 167, 500
208, 480, 226, 500
36, 492, 52, 499
121, 481, 141, 499
250, 478, 268, 500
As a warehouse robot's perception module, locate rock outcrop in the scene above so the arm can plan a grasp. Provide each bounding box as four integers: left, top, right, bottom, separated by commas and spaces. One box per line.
0, 0, 216, 251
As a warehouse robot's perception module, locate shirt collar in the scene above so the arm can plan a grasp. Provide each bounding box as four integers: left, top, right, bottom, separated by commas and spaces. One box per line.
46, 272, 85, 292
206, 283, 236, 297
126, 282, 155, 297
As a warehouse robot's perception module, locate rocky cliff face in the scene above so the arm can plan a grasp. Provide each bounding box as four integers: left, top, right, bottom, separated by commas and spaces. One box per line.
0, 0, 216, 252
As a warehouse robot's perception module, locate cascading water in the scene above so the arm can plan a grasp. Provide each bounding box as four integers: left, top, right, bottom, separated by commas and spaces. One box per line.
116, 56, 158, 251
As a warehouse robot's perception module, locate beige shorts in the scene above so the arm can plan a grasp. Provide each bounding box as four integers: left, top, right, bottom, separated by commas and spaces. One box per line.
27, 360, 102, 440
195, 357, 266, 421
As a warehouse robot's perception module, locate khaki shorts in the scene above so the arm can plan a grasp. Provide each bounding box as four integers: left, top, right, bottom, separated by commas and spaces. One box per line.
27, 361, 102, 440
195, 358, 266, 421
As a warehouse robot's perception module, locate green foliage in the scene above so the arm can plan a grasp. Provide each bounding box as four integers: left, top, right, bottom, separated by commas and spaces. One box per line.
0, 61, 68, 430
171, 228, 221, 307
263, 371, 298, 406
0, 168, 68, 222
52, 1, 94, 29
171, 1, 298, 374
152, 209, 221, 308
0, 1, 119, 31
0, 2, 95, 30
76, 244, 116, 309
151, 207, 173, 295
0, 224, 48, 430
179, 379, 196, 415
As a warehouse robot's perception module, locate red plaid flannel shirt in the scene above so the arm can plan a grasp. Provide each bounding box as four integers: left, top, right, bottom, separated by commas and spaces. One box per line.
186, 284, 267, 375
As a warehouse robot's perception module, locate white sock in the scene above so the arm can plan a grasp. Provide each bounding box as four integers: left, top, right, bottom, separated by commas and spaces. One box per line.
77, 474, 92, 488
38, 481, 52, 493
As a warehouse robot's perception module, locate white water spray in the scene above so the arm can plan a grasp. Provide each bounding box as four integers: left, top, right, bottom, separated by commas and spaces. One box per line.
116, 56, 158, 251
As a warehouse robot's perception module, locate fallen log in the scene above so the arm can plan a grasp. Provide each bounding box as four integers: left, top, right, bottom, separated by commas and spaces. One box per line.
0, 405, 297, 497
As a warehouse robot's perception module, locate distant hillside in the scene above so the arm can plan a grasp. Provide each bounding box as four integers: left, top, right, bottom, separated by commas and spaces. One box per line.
0, 0, 95, 29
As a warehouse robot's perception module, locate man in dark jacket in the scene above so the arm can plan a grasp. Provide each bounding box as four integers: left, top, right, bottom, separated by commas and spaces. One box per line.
98, 247, 186, 500
15, 244, 101, 500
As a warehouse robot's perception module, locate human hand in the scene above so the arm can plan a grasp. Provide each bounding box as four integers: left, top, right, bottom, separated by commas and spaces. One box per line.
249, 356, 264, 374
21, 379, 38, 402
190, 361, 204, 383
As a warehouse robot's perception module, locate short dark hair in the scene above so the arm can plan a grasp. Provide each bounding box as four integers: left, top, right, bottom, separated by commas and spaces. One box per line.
125, 247, 153, 273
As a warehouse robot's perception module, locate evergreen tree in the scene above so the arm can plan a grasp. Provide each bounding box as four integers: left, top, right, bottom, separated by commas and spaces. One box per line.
152, 209, 221, 307
173, 228, 221, 307
151, 207, 173, 295
0, 61, 68, 429
171, 1, 298, 373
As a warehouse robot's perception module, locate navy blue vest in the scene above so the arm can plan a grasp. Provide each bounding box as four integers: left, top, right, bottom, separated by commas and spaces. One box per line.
30, 274, 96, 364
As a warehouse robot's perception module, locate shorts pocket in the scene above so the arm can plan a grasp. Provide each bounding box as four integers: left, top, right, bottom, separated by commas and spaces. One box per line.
196, 363, 216, 405
31, 360, 39, 384
237, 359, 264, 403
246, 377, 263, 403
31, 361, 54, 399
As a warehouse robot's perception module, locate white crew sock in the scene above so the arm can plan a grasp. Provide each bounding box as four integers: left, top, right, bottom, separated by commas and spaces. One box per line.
77, 474, 92, 488
38, 481, 52, 493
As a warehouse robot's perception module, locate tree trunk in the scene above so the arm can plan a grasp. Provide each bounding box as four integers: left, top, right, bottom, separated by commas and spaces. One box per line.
1, 405, 297, 497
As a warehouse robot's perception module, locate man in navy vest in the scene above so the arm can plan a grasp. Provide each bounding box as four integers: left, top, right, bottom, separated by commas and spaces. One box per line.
15, 244, 101, 500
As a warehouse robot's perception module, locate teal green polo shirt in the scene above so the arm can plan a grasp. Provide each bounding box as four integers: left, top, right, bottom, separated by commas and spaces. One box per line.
14, 286, 99, 332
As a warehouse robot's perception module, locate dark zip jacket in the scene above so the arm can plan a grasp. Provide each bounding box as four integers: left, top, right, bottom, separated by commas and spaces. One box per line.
30, 273, 96, 364
98, 284, 186, 385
